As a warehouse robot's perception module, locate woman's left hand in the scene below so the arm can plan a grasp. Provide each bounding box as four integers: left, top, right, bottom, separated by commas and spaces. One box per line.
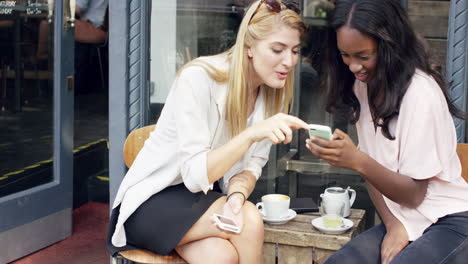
219, 193, 245, 232
305, 129, 362, 170
381, 221, 409, 264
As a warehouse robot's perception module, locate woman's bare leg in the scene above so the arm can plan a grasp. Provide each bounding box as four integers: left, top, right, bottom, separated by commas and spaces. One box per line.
175, 197, 264, 264
229, 201, 264, 263
176, 237, 238, 264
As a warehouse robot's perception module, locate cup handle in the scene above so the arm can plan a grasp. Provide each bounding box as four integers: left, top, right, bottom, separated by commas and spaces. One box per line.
319, 202, 324, 216
256, 202, 263, 211
349, 189, 356, 207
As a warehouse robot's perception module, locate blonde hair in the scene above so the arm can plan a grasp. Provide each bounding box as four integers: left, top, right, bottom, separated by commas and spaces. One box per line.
179, 0, 306, 138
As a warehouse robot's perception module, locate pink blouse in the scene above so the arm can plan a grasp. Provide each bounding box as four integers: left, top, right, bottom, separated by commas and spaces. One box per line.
354, 70, 468, 241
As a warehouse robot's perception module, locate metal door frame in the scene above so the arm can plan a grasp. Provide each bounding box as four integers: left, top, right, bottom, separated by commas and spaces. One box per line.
0, 1, 74, 262
447, 0, 468, 142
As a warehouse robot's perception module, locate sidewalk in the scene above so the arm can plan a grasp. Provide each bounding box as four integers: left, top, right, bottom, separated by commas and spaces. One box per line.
11, 202, 110, 264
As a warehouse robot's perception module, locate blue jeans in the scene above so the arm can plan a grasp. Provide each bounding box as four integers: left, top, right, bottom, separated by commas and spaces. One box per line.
325, 211, 468, 264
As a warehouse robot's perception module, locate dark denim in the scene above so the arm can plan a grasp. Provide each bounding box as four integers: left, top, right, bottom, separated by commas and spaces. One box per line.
325, 211, 468, 264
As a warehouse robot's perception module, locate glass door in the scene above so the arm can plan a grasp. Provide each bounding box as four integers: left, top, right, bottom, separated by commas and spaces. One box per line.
0, 0, 74, 262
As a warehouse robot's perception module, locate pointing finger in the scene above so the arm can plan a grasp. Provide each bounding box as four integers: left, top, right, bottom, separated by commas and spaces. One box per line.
284, 115, 309, 130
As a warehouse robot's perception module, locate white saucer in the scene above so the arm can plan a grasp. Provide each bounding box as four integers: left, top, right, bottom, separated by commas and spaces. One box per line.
261, 209, 297, 225
311, 217, 353, 234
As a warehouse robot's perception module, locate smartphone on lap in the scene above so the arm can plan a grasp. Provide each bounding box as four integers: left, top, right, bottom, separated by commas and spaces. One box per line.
213, 214, 241, 233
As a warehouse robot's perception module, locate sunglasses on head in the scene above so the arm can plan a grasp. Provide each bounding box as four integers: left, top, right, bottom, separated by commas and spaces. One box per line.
249, 0, 301, 24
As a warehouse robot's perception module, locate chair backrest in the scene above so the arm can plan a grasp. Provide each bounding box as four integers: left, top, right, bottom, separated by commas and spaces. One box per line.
456, 143, 468, 183
123, 125, 156, 168
120, 124, 188, 263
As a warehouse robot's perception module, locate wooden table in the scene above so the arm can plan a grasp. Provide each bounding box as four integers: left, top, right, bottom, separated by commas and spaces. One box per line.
263, 209, 366, 264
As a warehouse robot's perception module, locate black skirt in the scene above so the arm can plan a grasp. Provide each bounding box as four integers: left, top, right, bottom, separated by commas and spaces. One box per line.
106, 183, 223, 256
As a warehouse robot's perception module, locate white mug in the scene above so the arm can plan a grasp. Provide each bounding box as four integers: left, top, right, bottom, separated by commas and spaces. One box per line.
256, 194, 290, 219
320, 186, 356, 217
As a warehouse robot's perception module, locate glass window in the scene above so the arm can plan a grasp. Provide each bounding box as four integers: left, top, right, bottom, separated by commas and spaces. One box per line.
0, 0, 54, 197
149, 0, 247, 120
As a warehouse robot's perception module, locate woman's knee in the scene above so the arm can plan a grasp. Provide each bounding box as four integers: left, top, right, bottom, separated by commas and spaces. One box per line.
177, 237, 239, 264
216, 249, 239, 264
241, 201, 264, 240
204, 239, 239, 264
325, 225, 386, 264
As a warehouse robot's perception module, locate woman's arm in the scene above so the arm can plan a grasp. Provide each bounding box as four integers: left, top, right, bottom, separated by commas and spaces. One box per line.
367, 182, 410, 264
367, 182, 400, 227
227, 171, 257, 199
216, 171, 257, 229
355, 150, 428, 208
207, 131, 254, 184
174, 67, 306, 192
207, 113, 308, 184
306, 129, 429, 208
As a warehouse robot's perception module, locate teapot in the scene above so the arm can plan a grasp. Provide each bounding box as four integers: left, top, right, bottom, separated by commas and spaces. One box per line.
320, 186, 356, 217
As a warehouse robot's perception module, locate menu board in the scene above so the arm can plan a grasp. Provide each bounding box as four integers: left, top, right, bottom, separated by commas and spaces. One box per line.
0, 1, 15, 15
27, 0, 43, 15
0, 0, 47, 15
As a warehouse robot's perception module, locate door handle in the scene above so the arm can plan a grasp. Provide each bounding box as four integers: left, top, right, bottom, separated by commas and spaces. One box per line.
67, 0, 76, 28
47, 0, 54, 23
67, 76, 73, 91
64, 0, 75, 29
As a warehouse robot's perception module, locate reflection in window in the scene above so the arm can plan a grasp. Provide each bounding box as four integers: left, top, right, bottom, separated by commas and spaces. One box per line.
0, 0, 54, 197
150, 1, 246, 109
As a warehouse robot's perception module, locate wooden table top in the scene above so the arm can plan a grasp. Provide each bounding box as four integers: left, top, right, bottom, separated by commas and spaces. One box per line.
263, 209, 366, 251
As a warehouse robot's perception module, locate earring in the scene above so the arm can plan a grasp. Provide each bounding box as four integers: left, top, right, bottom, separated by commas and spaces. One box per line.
247, 47, 253, 58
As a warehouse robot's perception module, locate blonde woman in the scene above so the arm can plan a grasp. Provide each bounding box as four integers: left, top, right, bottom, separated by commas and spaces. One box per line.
107, 1, 307, 263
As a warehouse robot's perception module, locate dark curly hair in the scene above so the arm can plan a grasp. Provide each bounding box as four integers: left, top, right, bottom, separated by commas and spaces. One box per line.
322, 0, 465, 140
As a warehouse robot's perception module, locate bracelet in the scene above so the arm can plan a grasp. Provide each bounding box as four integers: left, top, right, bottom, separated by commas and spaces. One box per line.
226, 191, 246, 205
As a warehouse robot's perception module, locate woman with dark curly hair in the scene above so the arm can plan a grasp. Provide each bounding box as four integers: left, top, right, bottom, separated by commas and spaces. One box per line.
306, 0, 468, 263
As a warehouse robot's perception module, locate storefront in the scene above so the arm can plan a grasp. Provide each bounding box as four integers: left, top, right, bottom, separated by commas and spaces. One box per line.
108, 0, 468, 228
0, 0, 467, 263
0, 0, 108, 262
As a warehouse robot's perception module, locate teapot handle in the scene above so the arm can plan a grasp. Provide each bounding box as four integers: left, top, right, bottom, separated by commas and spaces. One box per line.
348, 189, 356, 207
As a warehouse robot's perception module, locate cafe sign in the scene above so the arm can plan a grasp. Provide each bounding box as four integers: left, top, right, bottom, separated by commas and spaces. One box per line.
0, 1, 15, 15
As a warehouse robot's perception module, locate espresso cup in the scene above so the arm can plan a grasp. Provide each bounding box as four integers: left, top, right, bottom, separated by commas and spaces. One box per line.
256, 194, 290, 219
319, 198, 345, 228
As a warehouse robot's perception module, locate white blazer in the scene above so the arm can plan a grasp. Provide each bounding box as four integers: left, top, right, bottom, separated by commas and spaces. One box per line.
111, 54, 272, 247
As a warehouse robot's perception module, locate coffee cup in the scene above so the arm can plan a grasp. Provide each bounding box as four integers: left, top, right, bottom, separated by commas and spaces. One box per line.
319, 198, 345, 228
256, 194, 290, 219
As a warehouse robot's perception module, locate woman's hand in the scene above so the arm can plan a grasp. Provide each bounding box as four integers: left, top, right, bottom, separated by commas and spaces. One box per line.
222, 193, 244, 229
211, 193, 245, 233
246, 113, 308, 144
305, 128, 363, 170
381, 221, 409, 264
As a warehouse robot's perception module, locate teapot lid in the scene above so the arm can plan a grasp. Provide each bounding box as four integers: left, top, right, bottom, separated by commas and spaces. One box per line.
327, 188, 346, 194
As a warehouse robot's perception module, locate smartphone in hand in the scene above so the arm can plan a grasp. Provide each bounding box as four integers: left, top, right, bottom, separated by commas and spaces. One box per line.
213, 213, 241, 233
308, 124, 333, 140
